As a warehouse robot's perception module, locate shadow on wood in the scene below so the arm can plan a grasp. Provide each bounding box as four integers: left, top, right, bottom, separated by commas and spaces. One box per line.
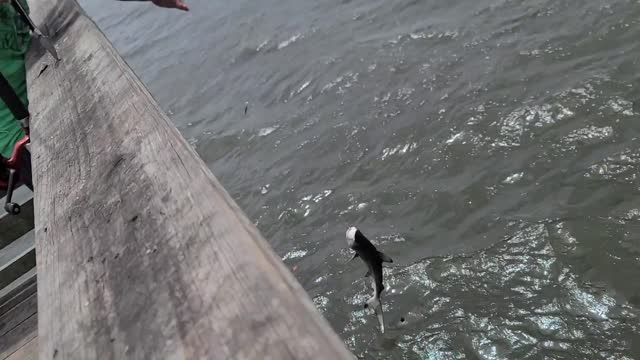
0, 291, 37, 360
4, 337, 37, 360
26, 0, 353, 359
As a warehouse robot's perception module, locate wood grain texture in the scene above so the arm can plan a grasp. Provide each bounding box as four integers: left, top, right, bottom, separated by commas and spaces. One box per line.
0, 315, 36, 360
0, 293, 37, 339
0, 269, 36, 317
0, 294, 37, 360
26, 0, 353, 359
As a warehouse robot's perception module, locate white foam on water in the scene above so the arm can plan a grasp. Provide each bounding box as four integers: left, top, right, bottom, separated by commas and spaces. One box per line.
503, 172, 524, 184
298, 80, 311, 93
313, 295, 329, 313
623, 208, 640, 220
568, 83, 596, 104
283, 249, 308, 260
313, 190, 333, 202
295, 190, 334, 217
492, 103, 574, 147
605, 97, 634, 116
445, 131, 464, 145
321, 75, 344, 93
380, 234, 406, 243
289, 80, 313, 99
277, 33, 302, 49
559, 126, 613, 151
321, 71, 359, 94
256, 39, 270, 51
303, 204, 311, 217
563, 274, 617, 321
397, 87, 415, 102
258, 126, 278, 136
585, 150, 640, 181
381, 142, 418, 160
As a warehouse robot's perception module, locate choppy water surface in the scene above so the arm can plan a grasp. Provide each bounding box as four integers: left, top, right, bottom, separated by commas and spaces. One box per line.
80, 0, 640, 357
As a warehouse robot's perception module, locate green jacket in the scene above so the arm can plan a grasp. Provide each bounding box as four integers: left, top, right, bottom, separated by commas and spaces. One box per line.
0, 0, 30, 159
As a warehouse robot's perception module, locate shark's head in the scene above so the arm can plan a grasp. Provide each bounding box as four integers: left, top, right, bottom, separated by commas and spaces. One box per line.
346, 226, 358, 248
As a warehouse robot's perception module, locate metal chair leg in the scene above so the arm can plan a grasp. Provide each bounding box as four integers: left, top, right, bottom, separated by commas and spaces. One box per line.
3, 168, 21, 215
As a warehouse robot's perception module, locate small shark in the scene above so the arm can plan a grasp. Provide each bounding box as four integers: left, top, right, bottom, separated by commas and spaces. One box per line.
346, 226, 393, 333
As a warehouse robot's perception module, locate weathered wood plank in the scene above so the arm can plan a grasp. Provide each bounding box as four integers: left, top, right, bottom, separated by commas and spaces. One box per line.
0, 231, 35, 289
5, 337, 38, 360
0, 293, 37, 339
0, 314, 36, 360
0, 269, 37, 317
0, 231, 34, 270
0, 292, 37, 360
27, 0, 352, 359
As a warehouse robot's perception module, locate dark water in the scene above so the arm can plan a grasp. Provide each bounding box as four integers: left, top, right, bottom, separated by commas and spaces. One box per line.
80, 0, 640, 358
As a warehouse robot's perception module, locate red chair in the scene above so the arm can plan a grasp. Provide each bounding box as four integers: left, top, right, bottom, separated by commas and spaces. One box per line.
0, 71, 31, 215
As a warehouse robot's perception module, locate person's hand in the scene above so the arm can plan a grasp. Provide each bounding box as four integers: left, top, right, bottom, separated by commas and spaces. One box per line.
151, 0, 188, 11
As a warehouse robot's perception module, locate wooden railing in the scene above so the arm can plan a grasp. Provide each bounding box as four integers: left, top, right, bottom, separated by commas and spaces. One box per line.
22, 0, 354, 358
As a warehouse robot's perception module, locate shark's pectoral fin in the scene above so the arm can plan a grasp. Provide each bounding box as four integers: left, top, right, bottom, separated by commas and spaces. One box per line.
378, 251, 393, 263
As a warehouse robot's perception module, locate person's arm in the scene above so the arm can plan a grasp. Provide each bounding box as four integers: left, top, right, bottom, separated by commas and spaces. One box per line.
117, 0, 189, 11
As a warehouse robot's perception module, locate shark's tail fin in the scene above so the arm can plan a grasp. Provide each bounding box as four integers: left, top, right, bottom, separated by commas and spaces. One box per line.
376, 307, 385, 334
378, 251, 393, 263
366, 297, 385, 333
